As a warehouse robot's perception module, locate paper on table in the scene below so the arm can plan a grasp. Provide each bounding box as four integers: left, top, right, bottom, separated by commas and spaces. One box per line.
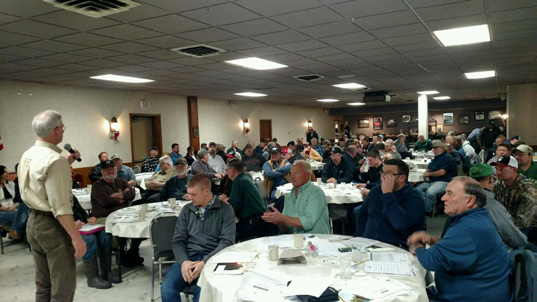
257, 235, 295, 249
364, 262, 413, 276
284, 277, 333, 297
346, 275, 410, 300
308, 237, 346, 257
369, 252, 409, 263
343, 237, 379, 251
234, 272, 287, 302
212, 251, 258, 263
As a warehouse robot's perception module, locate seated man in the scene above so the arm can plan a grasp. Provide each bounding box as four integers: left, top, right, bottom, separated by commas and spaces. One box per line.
487, 143, 511, 177
224, 159, 276, 241
170, 143, 182, 164
141, 146, 160, 173
91, 160, 141, 267
460, 134, 479, 165
184, 146, 197, 166
357, 150, 383, 189
141, 156, 177, 203
89, 151, 108, 182
286, 141, 304, 164
262, 146, 292, 201
321, 146, 353, 184
254, 139, 266, 155
356, 159, 425, 250
159, 158, 192, 201
492, 155, 537, 243
301, 141, 322, 161
514, 144, 537, 183
208, 142, 226, 174
241, 143, 266, 172
310, 137, 324, 157
191, 149, 224, 182
262, 160, 330, 234
111, 154, 136, 187
394, 134, 409, 155
226, 140, 242, 159
161, 174, 235, 302
413, 134, 432, 152
416, 140, 457, 214
469, 163, 527, 249
408, 177, 511, 302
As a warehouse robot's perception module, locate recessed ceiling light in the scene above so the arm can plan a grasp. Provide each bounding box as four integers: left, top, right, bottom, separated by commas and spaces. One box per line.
317, 99, 339, 103
433, 96, 451, 100
417, 90, 439, 95
90, 74, 154, 83
225, 57, 287, 70
433, 24, 490, 47
464, 70, 495, 79
234, 92, 267, 97
347, 102, 366, 106
333, 83, 367, 90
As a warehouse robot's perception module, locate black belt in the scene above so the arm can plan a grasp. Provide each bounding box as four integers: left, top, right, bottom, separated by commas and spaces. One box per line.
31, 209, 54, 217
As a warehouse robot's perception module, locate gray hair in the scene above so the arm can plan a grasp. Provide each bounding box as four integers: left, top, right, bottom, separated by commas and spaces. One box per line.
159, 155, 173, 166
345, 145, 357, 154
293, 160, 312, 174
32, 110, 62, 137
455, 176, 487, 208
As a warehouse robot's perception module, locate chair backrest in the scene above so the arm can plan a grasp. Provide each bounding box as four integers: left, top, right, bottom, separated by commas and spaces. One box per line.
510, 247, 537, 302
132, 165, 141, 174
150, 214, 178, 259
254, 178, 268, 206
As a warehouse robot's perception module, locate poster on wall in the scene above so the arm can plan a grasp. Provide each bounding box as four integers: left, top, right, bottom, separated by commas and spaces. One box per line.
443, 113, 454, 125
459, 115, 470, 124
489, 110, 502, 120
402, 115, 410, 123
358, 119, 369, 128
373, 117, 383, 130
475, 111, 485, 121
387, 118, 397, 128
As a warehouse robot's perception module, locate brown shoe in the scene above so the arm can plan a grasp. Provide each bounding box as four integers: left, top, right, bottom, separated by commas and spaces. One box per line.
8, 230, 19, 239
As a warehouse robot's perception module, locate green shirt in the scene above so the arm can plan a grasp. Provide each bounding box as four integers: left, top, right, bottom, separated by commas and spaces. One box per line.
518, 162, 537, 185
229, 172, 267, 219
413, 139, 433, 152
282, 181, 330, 234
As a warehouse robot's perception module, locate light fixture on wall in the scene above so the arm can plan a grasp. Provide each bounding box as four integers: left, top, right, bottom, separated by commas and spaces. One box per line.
110, 117, 120, 140
307, 120, 312, 128
243, 119, 250, 136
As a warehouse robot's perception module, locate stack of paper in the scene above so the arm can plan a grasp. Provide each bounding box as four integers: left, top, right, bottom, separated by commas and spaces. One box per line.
364, 252, 414, 276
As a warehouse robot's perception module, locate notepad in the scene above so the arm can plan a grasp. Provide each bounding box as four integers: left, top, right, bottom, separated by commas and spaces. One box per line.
79, 224, 105, 235
213, 262, 244, 275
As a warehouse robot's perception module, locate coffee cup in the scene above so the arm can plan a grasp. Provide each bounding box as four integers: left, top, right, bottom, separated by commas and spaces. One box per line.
268, 245, 279, 261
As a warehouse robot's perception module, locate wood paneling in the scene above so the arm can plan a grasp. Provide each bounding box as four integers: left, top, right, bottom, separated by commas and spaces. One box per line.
188, 96, 200, 151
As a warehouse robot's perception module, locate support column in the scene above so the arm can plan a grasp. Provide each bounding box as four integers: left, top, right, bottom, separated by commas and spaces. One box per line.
418, 94, 429, 139
187, 96, 200, 150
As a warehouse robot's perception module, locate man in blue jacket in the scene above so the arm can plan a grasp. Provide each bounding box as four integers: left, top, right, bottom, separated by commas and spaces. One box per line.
355, 159, 425, 249
407, 177, 511, 302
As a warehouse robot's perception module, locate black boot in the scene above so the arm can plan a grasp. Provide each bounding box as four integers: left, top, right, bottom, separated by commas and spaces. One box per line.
83, 255, 112, 289
121, 248, 144, 268
99, 249, 121, 284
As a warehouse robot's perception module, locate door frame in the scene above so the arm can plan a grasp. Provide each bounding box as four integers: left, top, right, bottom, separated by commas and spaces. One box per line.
129, 113, 162, 164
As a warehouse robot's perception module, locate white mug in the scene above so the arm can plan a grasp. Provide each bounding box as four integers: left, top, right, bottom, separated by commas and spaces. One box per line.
168, 198, 176, 209
86, 184, 92, 193
316, 178, 322, 185
141, 204, 148, 212
294, 234, 304, 249
268, 245, 279, 261
139, 210, 145, 220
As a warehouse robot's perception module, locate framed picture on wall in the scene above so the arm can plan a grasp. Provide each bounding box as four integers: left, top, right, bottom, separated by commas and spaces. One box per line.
387, 118, 397, 128
411, 116, 419, 123
373, 117, 383, 130
489, 110, 502, 120
475, 111, 485, 121
459, 115, 470, 124
402, 115, 411, 123
358, 119, 369, 128
443, 113, 454, 125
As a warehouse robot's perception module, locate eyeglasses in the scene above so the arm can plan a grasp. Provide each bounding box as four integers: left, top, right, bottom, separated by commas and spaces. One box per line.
58, 125, 66, 131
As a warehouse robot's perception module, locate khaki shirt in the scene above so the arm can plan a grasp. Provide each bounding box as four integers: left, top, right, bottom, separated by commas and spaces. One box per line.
493, 174, 537, 229
146, 167, 177, 190
18, 140, 73, 217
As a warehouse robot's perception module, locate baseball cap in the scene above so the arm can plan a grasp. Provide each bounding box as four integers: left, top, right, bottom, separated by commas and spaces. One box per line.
490, 155, 518, 168
226, 150, 236, 158
175, 158, 187, 166
514, 144, 534, 154
282, 147, 292, 154
488, 120, 495, 126
469, 163, 493, 179
270, 146, 281, 154
287, 141, 296, 146
431, 140, 447, 149
197, 149, 209, 157
511, 135, 520, 140
100, 159, 115, 169
209, 142, 216, 147
331, 146, 343, 154
111, 153, 122, 160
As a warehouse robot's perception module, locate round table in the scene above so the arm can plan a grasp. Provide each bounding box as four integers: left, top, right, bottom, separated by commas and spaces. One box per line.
408, 169, 426, 183
403, 159, 430, 170
73, 187, 142, 210
197, 234, 427, 302
275, 183, 363, 204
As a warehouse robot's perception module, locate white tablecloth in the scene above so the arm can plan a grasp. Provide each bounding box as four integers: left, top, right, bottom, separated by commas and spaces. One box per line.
275, 183, 363, 204
408, 169, 426, 183
310, 161, 325, 171
403, 159, 430, 170
411, 151, 434, 159
198, 234, 427, 302
104, 201, 189, 238
73, 187, 142, 210
135, 172, 154, 189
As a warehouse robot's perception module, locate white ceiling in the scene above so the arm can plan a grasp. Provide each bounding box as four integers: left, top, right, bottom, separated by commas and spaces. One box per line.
1, 0, 536, 108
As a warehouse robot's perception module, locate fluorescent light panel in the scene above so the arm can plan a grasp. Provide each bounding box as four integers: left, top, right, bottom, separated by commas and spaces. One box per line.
465, 70, 495, 79
417, 90, 439, 95
225, 57, 287, 70
317, 99, 339, 103
333, 83, 366, 90
433, 96, 451, 100
347, 102, 366, 106
90, 74, 154, 83
433, 24, 490, 47
234, 92, 267, 97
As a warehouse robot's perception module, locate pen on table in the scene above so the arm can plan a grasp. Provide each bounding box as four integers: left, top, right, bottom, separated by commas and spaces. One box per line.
253, 285, 268, 291
338, 293, 346, 302
354, 259, 369, 266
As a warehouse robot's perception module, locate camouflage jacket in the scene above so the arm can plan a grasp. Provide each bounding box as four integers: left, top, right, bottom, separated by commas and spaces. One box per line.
493, 174, 537, 229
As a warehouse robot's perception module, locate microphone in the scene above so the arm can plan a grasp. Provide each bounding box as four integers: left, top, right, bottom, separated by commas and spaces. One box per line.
63, 143, 82, 162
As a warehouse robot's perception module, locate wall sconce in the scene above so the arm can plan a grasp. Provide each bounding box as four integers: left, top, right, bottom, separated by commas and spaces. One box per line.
243, 119, 250, 136
110, 116, 120, 140
307, 120, 312, 128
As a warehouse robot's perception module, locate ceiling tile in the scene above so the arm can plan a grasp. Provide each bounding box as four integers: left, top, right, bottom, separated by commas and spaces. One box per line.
297, 20, 359, 38
330, 0, 409, 18
1, 19, 76, 39
221, 18, 289, 36
235, 0, 323, 17
32, 10, 120, 30
178, 27, 241, 43
271, 6, 343, 28
369, 23, 429, 38
90, 24, 162, 41
415, 1, 485, 21
1, 32, 43, 46
352, 11, 421, 30
489, 7, 537, 24
179, 2, 261, 26
132, 14, 209, 34
250, 30, 310, 45
277, 39, 328, 52
319, 31, 376, 46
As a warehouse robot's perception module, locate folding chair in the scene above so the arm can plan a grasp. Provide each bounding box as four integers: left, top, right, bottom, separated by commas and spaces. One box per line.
150, 213, 178, 301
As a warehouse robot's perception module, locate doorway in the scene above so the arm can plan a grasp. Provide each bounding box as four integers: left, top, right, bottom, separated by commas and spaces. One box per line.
259, 120, 272, 143
130, 114, 162, 165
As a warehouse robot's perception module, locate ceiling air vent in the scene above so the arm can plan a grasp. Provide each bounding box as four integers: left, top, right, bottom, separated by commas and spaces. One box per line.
171, 44, 226, 58
43, 0, 140, 18
293, 74, 325, 82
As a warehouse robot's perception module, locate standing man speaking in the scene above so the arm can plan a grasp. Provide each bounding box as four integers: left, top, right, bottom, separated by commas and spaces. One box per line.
18, 110, 86, 301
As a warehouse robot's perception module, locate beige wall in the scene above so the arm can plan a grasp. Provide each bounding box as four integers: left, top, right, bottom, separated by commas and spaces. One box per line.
0, 80, 340, 171
507, 83, 537, 146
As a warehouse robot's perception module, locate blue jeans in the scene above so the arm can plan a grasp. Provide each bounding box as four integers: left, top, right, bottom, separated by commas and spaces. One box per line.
416, 181, 448, 213
10, 203, 30, 234
0, 210, 16, 226
353, 205, 362, 236
81, 230, 111, 260
161, 253, 205, 302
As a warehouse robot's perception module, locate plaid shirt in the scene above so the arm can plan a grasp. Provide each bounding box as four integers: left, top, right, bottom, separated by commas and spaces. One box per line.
493, 174, 537, 229
197, 195, 216, 222
141, 155, 159, 172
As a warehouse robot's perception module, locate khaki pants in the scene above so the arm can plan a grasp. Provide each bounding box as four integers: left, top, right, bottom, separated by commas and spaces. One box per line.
27, 211, 76, 302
